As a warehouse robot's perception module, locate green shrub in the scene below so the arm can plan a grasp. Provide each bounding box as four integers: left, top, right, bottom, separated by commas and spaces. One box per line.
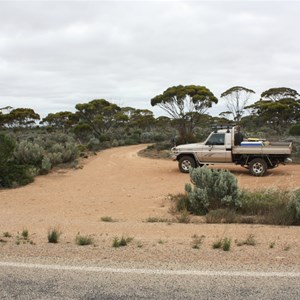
112, 236, 133, 248
212, 239, 223, 249
75, 234, 94, 246
212, 237, 231, 251
239, 189, 298, 225
21, 229, 29, 239
3, 232, 12, 238
0, 162, 34, 188
14, 140, 43, 166
222, 238, 231, 251
287, 189, 300, 225
170, 193, 191, 213
47, 152, 63, 165
87, 138, 101, 151
48, 228, 62, 243
0, 134, 34, 187
40, 157, 52, 174
124, 138, 138, 145
289, 124, 300, 136
185, 167, 241, 215
239, 189, 286, 215
0, 133, 15, 162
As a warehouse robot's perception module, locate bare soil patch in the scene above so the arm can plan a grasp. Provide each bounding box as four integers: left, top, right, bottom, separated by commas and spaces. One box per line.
0, 144, 299, 270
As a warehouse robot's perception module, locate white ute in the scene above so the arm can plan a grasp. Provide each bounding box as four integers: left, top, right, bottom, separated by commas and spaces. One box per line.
171, 125, 293, 176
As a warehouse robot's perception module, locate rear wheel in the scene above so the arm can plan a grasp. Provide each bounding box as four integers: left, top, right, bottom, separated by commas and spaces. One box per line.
249, 158, 268, 176
178, 156, 196, 173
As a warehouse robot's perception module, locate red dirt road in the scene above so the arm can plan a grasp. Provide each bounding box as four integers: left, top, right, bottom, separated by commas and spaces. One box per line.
0, 145, 299, 270
0, 144, 299, 231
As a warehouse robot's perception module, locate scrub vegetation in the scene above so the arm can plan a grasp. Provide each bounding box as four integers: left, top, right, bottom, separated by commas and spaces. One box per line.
171, 167, 300, 226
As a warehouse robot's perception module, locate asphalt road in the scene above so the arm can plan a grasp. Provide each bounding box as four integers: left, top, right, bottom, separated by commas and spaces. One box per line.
0, 262, 300, 299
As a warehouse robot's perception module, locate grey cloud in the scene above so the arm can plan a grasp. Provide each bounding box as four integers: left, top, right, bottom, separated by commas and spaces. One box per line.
0, 1, 299, 118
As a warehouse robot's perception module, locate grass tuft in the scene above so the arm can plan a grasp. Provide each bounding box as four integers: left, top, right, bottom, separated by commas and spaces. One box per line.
176, 209, 191, 224
145, 217, 171, 223
100, 216, 117, 222
112, 236, 133, 248
191, 235, 205, 249
212, 239, 223, 249
212, 237, 231, 251
237, 234, 256, 246
222, 238, 231, 251
75, 234, 94, 246
3, 232, 12, 238
48, 228, 62, 243
21, 229, 29, 240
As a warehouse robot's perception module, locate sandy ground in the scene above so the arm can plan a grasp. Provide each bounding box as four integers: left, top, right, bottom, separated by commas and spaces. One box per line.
0, 144, 300, 270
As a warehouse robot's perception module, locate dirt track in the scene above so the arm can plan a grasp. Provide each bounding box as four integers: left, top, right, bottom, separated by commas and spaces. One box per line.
0, 144, 300, 270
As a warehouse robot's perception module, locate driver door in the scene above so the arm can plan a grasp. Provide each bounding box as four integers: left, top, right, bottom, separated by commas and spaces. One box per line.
198, 133, 227, 163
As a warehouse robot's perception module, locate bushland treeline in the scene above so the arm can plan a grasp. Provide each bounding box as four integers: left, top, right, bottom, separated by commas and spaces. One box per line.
1, 85, 300, 188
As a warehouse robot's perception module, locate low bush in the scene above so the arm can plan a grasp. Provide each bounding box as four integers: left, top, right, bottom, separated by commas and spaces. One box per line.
0, 134, 34, 188
222, 238, 231, 251
239, 189, 300, 225
206, 209, 238, 224
212, 237, 231, 251
14, 140, 43, 166
112, 236, 133, 248
75, 234, 94, 246
3, 232, 12, 238
185, 167, 242, 215
176, 209, 191, 223
289, 124, 300, 136
172, 193, 191, 212
48, 228, 62, 243
174, 167, 300, 226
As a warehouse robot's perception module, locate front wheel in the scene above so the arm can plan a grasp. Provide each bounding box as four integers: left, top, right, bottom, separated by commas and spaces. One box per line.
178, 156, 196, 173
249, 158, 268, 176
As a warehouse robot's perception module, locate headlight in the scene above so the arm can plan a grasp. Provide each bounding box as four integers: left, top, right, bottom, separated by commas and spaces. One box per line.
171, 147, 178, 153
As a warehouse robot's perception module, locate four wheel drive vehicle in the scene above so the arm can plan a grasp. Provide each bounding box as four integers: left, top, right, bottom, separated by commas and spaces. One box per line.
171, 125, 293, 176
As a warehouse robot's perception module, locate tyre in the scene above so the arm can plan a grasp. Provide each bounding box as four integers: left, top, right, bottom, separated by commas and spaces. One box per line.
249, 158, 268, 176
178, 156, 196, 173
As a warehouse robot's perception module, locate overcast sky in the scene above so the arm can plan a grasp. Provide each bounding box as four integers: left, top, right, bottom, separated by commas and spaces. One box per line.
0, 0, 299, 118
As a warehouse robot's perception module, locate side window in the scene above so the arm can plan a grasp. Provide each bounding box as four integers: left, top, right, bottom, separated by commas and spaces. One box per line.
205, 134, 225, 146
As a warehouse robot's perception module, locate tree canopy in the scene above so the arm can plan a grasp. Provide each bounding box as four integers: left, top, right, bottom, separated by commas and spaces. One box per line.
41, 111, 78, 130
220, 86, 255, 122
2, 108, 40, 128
246, 87, 300, 134
75, 99, 124, 138
260, 87, 300, 102
151, 85, 218, 143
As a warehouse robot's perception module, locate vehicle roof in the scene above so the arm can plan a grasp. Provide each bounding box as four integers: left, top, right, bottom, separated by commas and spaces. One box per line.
213, 129, 233, 134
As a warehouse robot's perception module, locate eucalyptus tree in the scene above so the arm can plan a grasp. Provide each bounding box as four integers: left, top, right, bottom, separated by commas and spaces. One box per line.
41, 111, 78, 131
220, 86, 255, 122
4, 108, 40, 128
260, 87, 299, 102
151, 85, 218, 143
75, 99, 126, 139
246, 87, 300, 134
